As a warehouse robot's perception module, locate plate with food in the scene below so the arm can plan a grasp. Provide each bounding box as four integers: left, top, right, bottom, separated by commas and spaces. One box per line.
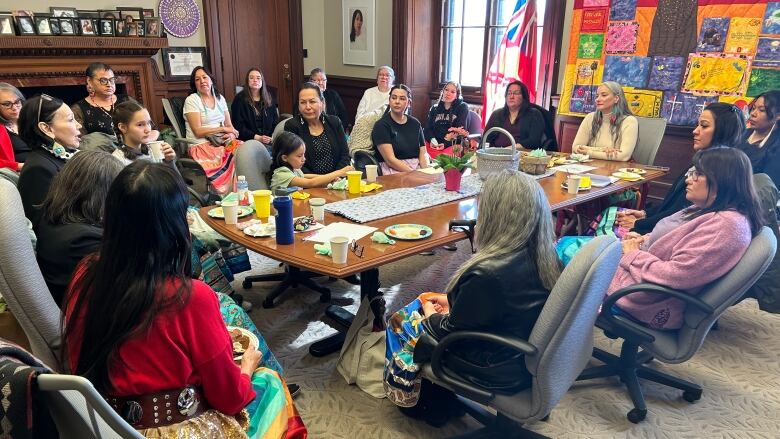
617, 167, 647, 175
561, 182, 591, 192
208, 206, 254, 219
611, 171, 643, 181
244, 222, 276, 237
227, 326, 259, 361
293, 216, 324, 233
568, 153, 590, 162
385, 224, 433, 240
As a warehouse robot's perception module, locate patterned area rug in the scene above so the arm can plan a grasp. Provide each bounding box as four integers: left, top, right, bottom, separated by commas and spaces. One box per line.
237, 245, 780, 439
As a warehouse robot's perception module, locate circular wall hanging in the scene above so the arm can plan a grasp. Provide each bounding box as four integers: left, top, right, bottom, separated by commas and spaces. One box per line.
159, 0, 201, 38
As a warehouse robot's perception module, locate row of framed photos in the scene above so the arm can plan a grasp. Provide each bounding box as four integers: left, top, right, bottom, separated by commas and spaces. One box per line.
0, 8, 163, 37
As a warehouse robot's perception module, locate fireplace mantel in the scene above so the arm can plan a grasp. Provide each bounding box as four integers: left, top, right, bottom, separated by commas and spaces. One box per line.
0, 36, 187, 125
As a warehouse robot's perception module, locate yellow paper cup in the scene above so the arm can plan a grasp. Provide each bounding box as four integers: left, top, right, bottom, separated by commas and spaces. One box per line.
346, 171, 363, 195
580, 175, 591, 188
253, 190, 272, 219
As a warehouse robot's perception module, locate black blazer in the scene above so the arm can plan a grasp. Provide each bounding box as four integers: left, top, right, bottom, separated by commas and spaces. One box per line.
737, 127, 780, 188
18, 147, 67, 225
283, 114, 351, 174
230, 90, 279, 142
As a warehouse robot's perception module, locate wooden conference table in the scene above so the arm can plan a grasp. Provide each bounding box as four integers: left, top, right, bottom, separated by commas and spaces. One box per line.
201, 158, 667, 356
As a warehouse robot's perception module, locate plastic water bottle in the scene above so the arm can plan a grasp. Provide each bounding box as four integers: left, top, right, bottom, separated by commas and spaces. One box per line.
237, 175, 250, 206
273, 188, 295, 245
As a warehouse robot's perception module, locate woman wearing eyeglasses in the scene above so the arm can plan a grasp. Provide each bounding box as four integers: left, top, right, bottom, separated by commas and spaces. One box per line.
483, 81, 545, 149
71, 62, 130, 136
607, 147, 763, 330
0, 83, 28, 171
17, 94, 83, 225
617, 103, 745, 234
356, 66, 395, 121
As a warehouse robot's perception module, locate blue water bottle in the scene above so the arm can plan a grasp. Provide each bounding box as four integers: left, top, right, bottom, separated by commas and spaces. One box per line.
273, 188, 296, 245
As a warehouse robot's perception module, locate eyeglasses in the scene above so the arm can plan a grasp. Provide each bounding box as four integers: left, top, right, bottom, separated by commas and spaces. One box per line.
507, 91, 523, 96
685, 169, 703, 181
95, 77, 117, 86
349, 240, 364, 258
0, 99, 22, 109
36, 94, 54, 125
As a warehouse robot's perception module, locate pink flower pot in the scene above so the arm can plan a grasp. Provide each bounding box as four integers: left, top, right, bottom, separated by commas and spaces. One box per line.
444, 168, 463, 191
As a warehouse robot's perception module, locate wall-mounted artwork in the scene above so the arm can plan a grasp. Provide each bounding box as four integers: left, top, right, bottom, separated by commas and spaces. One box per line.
342, 0, 375, 66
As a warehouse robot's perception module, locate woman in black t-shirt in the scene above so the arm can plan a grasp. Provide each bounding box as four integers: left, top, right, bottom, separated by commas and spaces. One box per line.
371, 84, 428, 175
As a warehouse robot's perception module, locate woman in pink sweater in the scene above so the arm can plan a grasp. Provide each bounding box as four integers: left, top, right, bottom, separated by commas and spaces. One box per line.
608, 147, 765, 329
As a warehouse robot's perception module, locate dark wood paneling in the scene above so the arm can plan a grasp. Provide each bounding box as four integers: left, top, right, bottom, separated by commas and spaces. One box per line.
326, 75, 379, 129
555, 114, 696, 203
393, 0, 437, 123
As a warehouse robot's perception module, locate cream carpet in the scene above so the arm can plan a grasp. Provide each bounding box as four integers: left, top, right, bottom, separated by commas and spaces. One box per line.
236, 244, 780, 439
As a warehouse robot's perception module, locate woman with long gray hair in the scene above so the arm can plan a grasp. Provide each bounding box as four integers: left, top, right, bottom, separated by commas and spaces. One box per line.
384, 170, 561, 426
572, 81, 638, 161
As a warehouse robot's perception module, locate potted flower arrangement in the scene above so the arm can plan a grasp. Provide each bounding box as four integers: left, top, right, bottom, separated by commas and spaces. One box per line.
432, 136, 475, 192
427, 126, 478, 159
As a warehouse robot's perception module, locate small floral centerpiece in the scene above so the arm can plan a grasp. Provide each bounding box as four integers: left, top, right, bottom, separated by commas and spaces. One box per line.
521, 148, 549, 175
432, 140, 475, 191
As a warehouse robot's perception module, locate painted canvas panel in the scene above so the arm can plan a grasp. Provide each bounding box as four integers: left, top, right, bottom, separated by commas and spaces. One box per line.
761, 2, 780, 35
623, 88, 663, 117
606, 21, 639, 54
661, 91, 714, 126
747, 67, 780, 97
696, 17, 729, 53
724, 17, 761, 55
570, 85, 597, 114
647, 56, 684, 91
603, 56, 651, 88
578, 34, 604, 59
584, 0, 610, 6
681, 53, 750, 96
754, 37, 780, 68
575, 59, 601, 85
610, 0, 637, 21
581, 8, 609, 33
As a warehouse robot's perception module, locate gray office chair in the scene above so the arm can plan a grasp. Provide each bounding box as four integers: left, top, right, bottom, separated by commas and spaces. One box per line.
420, 236, 622, 437
631, 116, 667, 167
37, 374, 143, 439
271, 116, 292, 142
0, 179, 62, 371
579, 226, 777, 423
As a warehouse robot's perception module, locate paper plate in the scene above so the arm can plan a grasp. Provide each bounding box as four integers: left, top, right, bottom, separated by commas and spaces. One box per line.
617, 167, 647, 175
227, 326, 259, 361
612, 171, 643, 181
385, 224, 433, 240
208, 206, 254, 219
561, 182, 591, 192
243, 223, 275, 237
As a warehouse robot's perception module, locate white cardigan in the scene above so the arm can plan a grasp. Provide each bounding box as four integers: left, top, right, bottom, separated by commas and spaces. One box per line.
355, 86, 390, 121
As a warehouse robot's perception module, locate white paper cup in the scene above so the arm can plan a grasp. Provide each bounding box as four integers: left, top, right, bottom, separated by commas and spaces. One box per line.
222, 201, 239, 225
365, 164, 378, 183
147, 141, 164, 162
309, 198, 326, 222
330, 236, 349, 264
566, 175, 582, 195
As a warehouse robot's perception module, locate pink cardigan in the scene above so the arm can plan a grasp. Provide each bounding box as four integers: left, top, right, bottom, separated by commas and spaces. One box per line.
607, 210, 752, 329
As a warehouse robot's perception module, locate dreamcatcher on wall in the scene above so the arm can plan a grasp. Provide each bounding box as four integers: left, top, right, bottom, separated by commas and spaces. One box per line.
158, 0, 200, 38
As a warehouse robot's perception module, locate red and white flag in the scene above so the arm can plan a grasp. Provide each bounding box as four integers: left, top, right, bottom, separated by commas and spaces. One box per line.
482, 0, 537, 125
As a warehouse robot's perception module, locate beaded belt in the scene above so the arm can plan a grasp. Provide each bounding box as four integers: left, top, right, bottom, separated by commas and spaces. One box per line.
104, 386, 207, 429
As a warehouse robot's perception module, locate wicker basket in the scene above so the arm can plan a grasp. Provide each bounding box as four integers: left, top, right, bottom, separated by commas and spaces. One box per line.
520, 155, 549, 175
476, 147, 520, 181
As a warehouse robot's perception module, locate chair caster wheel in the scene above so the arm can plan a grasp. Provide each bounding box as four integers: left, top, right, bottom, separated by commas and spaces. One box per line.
262, 299, 276, 309
627, 408, 646, 423
682, 390, 702, 403
319, 293, 331, 303
242, 280, 252, 289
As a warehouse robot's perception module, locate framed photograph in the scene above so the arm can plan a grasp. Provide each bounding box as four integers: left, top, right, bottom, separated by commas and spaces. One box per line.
99, 10, 119, 20
59, 18, 75, 35
78, 18, 96, 35
126, 21, 138, 37
161, 47, 208, 80
48, 18, 60, 35
118, 8, 142, 20
0, 14, 15, 35
342, 0, 375, 66
115, 19, 127, 36
145, 17, 161, 37
50, 7, 77, 18
15, 16, 35, 35
142, 9, 154, 18
99, 18, 114, 36
137, 19, 145, 37
77, 10, 100, 18
11, 11, 33, 18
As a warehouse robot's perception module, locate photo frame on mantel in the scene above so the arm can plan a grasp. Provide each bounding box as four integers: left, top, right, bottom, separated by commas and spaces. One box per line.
342, 0, 375, 66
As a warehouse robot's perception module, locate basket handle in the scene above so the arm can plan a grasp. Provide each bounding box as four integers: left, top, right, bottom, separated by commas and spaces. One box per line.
480, 127, 518, 159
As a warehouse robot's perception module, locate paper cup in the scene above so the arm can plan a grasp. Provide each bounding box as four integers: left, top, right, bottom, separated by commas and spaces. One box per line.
330, 236, 349, 264
222, 201, 239, 225
253, 190, 272, 219
309, 198, 326, 222
566, 175, 582, 195
580, 175, 591, 188
346, 171, 362, 195
365, 165, 378, 183
147, 141, 164, 162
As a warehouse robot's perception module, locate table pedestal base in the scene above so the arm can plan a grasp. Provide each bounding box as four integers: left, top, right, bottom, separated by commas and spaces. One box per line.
243, 266, 331, 309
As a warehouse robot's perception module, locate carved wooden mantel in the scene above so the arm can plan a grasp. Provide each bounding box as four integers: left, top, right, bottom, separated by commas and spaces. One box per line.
0, 36, 178, 124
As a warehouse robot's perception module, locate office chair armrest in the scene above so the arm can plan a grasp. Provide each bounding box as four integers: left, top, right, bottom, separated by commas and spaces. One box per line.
172, 137, 199, 157
604, 282, 715, 314
428, 331, 537, 403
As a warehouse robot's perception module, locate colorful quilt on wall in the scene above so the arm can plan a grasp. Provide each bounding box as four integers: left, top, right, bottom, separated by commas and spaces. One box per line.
559, 0, 776, 126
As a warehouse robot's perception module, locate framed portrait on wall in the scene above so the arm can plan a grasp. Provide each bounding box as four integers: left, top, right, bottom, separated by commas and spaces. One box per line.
342, 0, 375, 66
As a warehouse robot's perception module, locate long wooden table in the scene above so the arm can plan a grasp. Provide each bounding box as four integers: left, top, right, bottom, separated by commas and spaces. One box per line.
201, 159, 667, 355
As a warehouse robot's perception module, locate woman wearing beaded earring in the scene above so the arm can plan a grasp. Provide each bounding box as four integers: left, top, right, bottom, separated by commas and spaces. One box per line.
572, 81, 638, 161
71, 62, 131, 136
